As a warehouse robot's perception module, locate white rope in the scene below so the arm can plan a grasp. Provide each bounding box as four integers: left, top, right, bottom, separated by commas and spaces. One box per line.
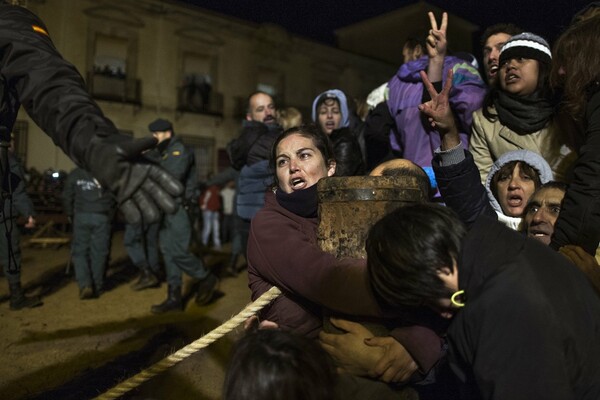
94, 286, 282, 400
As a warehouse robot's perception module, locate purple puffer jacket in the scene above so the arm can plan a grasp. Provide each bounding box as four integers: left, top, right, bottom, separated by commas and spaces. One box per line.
387, 56, 486, 167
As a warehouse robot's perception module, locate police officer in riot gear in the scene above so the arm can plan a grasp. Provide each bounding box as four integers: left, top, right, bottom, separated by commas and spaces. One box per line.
148, 119, 219, 313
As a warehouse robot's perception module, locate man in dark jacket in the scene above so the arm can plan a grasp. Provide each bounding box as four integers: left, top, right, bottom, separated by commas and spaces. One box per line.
1, 150, 42, 309
368, 204, 600, 400
225, 92, 282, 274
63, 167, 116, 299
148, 118, 219, 313
0, 3, 181, 226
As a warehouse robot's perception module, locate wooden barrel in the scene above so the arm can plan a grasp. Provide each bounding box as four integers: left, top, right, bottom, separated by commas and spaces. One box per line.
317, 175, 424, 399
317, 175, 425, 259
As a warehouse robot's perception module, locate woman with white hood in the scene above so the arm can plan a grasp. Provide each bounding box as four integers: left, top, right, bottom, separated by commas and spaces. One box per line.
312, 89, 366, 176
485, 149, 553, 230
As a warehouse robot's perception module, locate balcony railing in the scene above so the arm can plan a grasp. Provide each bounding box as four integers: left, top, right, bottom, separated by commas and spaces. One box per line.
87, 73, 141, 105
177, 86, 224, 117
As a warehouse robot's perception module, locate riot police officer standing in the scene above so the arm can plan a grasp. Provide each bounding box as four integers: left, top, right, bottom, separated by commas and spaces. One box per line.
148, 118, 219, 313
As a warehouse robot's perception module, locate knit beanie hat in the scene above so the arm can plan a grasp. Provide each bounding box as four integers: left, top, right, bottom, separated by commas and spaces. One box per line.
499, 32, 552, 66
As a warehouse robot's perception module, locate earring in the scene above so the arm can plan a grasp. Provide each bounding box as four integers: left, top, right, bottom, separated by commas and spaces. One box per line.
450, 290, 465, 308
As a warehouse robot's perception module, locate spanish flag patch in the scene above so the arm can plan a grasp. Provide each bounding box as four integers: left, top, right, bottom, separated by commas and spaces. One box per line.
32, 25, 49, 36
172, 151, 181, 156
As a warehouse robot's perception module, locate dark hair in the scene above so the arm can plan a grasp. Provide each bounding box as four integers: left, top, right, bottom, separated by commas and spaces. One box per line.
479, 23, 522, 47
315, 95, 340, 111
380, 166, 433, 201
246, 91, 274, 114
551, 15, 600, 119
403, 36, 425, 51
223, 329, 337, 400
537, 180, 568, 192
571, 2, 600, 23
482, 59, 553, 122
490, 161, 543, 205
367, 204, 466, 309
269, 124, 335, 188
522, 180, 568, 222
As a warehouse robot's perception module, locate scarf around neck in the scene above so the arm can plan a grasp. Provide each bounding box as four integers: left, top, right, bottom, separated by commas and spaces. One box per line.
494, 91, 554, 134
275, 184, 319, 218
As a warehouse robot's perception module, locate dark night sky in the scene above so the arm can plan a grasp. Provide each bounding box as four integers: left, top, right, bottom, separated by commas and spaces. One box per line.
177, 0, 594, 47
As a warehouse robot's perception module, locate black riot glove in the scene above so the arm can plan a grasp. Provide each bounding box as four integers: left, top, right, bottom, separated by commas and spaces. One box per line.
85, 134, 183, 224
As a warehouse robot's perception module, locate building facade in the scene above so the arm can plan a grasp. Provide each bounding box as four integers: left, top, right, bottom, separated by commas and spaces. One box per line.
17, 0, 396, 179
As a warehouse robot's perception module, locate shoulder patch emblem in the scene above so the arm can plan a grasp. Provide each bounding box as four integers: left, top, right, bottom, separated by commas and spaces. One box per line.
32, 25, 49, 36
172, 151, 181, 156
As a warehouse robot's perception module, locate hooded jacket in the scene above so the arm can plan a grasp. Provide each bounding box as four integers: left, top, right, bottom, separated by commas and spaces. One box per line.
312, 89, 365, 176
485, 150, 553, 230
387, 56, 486, 168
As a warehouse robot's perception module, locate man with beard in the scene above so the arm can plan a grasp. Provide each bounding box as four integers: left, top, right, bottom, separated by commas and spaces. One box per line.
224, 92, 282, 275
479, 23, 521, 86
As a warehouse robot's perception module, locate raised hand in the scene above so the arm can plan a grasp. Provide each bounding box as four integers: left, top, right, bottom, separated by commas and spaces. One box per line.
419, 69, 454, 130
426, 11, 448, 60
419, 69, 461, 150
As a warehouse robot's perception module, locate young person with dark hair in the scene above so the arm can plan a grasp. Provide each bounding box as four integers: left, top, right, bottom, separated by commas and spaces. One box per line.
470, 32, 576, 183
366, 203, 600, 399
223, 328, 337, 400
311, 89, 366, 176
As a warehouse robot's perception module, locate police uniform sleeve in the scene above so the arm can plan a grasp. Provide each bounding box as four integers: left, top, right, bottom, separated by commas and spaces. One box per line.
0, 5, 182, 224
0, 5, 112, 164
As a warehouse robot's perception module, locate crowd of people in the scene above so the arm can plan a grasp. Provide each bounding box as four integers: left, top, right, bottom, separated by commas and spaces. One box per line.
225, 5, 600, 400
2, 1, 600, 399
